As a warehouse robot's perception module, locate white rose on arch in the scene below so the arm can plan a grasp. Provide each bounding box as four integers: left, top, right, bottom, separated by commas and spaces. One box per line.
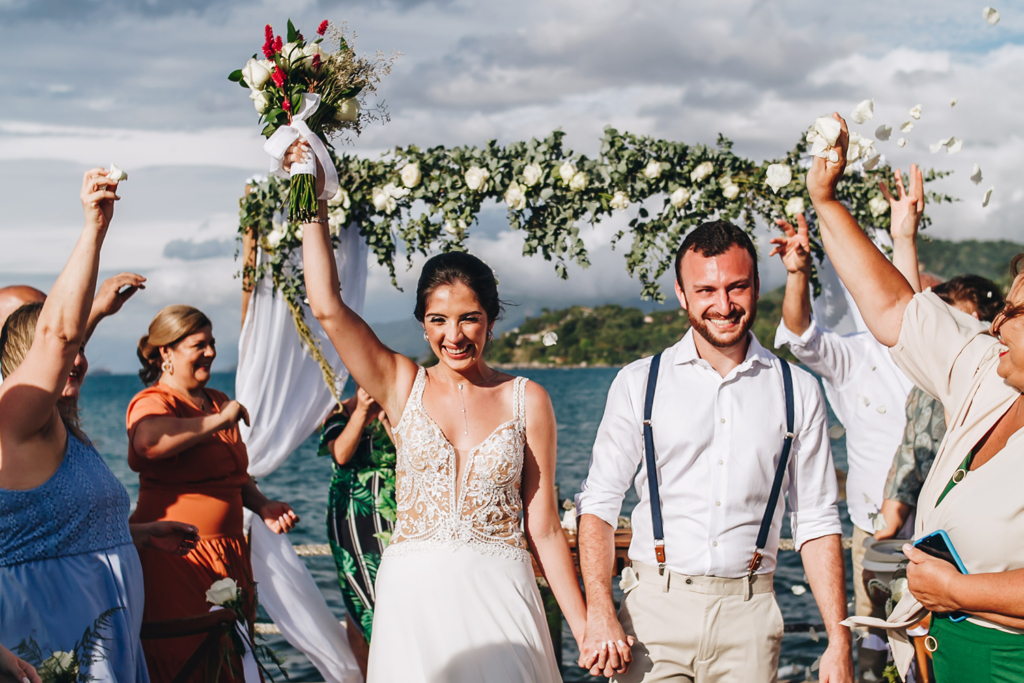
569, 171, 588, 191
690, 161, 714, 183
504, 181, 527, 211
522, 163, 543, 187
328, 187, 351, 210
206, 577, 240, 606
764, 164, 792, 194
400, 163, 421, 188
670, 187, 690, 210
372, 187, 398, 214
785, 196, 805, 218
868, 195, 889, 217
328, 208, 346, 236
558, 161, 577, 186
643, 160, 663, 180
610, 191, 630, 211
721, 177, 740, 200
266, 222, 287, 251
444, 219, 468, 237
465, 166, 490, 191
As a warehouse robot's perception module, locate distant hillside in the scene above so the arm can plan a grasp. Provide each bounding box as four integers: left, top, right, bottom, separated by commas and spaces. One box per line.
918, 238, 1024, 285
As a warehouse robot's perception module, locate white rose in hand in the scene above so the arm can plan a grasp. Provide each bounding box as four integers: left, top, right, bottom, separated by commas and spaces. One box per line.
569, 171, 588, 191
522, 163, 543, 187
250, 89, 271, 114
106, 164, 128, 182
205, 577, 240, 606
242, 57, 272, 90
400, 163, 421, 188
335, 98, 360, 122
504, 181, 527, 210
690, 161, 714, 183
670, 187, 691, 210
764, 164, 792, 194
643, 160, 663, 180
610, 190, 630, 211
465, 166, 490, 191
785, 196, 805, 218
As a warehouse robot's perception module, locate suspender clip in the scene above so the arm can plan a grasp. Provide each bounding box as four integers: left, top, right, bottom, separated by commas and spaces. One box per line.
747, 547, 764, 579
784, 432, 794, 439
654, 539, 666, 574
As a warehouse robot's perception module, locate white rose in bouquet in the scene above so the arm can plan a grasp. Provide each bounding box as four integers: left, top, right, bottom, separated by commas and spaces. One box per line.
465, 166, 490, 191
335, 98, 360, 123
303, 42, 327, 65
328, 187, 351, 209
504, 181, 527, 210
522, 163, 543, 187
558, 161, 577, 186
670, 187, 691, 210
41, 651, 78, 677
250, 90, 271, 114
282, 41, 307, 68
721, 178, 740, 200
205, 577, 240, 606
610, 191, 630, 211
850, 99, 874, 125
242, 58, 272, 90
785, 196, 805, 218
444, 219, 468, 237
868, 195, 889, 217
764, 164, 792, 194
106, 164, 128, 182
690, 161, 714, 183
400, 163, 422, 188
569, 171, 588, 191
643, 160, 663, 180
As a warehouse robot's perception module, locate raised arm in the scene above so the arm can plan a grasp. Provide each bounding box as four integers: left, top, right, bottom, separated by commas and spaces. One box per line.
0, 169, 119, 441
882, 165, 925, 294
771, 214, 813, 336
288, 142, 418, 419
86, 272, 146, 342
806, 113, 915, 348
131, 400, 248, 460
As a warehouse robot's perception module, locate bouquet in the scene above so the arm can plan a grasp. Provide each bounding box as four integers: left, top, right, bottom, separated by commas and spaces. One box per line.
205, 577, 286, 683
229, 19, 394, 222
15, 608, 122, 683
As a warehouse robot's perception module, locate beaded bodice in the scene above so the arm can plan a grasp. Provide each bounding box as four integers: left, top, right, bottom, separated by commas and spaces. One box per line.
0, 433, 132, 567
385, 368, 530, 563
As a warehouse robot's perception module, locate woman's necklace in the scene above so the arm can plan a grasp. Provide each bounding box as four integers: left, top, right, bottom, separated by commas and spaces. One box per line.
444, 369, 499, 435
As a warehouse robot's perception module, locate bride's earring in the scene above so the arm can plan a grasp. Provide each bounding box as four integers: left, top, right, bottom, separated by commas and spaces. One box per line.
161, 359, 173, 375
487, 330, 493, 341
423, 331, 429, 341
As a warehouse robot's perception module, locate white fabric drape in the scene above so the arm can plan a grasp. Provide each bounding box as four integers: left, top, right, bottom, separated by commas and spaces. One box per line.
235, 224, 367, 683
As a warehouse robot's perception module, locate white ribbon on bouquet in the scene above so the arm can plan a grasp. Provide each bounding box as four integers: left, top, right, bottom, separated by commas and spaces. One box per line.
207, 607, 261, 683
263, 93, 340, 200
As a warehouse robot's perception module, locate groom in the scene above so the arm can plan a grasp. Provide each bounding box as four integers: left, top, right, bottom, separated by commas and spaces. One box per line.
576, 221, 853, 682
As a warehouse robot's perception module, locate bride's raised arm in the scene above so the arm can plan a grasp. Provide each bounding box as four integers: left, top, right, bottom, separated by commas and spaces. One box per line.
289, 141, 419, 417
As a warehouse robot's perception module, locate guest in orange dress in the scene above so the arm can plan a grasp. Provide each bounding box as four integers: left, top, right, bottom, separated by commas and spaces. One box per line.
127, 305, 299, 683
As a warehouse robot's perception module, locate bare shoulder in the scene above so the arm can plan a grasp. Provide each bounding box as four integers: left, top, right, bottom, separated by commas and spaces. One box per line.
518, 376, 554, 420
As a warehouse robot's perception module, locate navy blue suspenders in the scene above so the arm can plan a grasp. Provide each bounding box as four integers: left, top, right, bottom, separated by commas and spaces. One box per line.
642, 352, 795, 577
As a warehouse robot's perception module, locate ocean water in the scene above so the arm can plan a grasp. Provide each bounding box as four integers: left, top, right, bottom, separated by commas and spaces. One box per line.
81, 369, 853, 682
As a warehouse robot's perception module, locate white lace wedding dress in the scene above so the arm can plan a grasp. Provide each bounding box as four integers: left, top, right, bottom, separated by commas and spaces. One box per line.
367, 368, 561, 682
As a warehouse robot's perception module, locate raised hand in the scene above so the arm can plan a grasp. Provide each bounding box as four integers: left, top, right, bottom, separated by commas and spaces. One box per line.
882, 164, 924, 243
282, 139, 326, 198
93, 273, 146, 318
806, 113, 849, 205
219, 400, 250, 429
259, 500, 300, 534
770, 214, 812, 275
80, 168, 120, 233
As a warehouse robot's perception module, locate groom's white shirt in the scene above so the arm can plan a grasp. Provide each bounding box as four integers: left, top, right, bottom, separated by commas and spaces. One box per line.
577, 330, 841, 577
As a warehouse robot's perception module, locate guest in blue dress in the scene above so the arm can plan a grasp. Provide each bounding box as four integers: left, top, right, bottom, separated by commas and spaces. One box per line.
0, 169, 194, 683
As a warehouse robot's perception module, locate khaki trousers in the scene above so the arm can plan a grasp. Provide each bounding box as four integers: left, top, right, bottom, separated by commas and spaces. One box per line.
615, 562, 783, 683
851, 526, 888, 681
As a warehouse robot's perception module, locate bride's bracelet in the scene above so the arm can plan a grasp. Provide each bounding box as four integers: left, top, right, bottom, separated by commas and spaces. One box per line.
307, 216, 330, 225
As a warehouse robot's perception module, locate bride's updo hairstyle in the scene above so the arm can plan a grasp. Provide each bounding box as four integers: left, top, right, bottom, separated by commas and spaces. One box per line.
137, 305, 212, 386
414, 252, 504, 325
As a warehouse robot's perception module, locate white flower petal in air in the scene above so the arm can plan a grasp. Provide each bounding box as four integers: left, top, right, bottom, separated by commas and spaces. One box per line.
619, 566, 640, 593
875, 125, 892, 141
983, 7, 1000, 25
791, 585, 807, 596
764, 164, 792, 194
897, 138, 907, 148
869, 196, 889, 217
983, 187, 994, 207
946, 137, 963, 154
643, 160, 663, 180
609, 190, 630, 211
862, 154, 882, 171
690, 161, 714, 183
107, 164, 128, 181
814, 116, 841, 146
785, 196, 805, 218
542, 331, 558, 346
971, 164, 983, 185
930, 140, 945, 154
951, 97, 959, 107
899, 121, 914, 133
909, 104, 922, 120
851, 99, 875, 125
670, 187, 691, 210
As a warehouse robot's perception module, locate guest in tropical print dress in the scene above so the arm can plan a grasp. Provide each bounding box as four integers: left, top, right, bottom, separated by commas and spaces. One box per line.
318, 387, 396, 658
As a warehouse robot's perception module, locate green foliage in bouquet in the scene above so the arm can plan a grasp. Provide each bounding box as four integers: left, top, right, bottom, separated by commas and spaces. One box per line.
15, 608, 122, 683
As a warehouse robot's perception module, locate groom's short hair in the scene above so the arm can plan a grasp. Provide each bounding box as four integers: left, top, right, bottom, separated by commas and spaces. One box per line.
674, 221, 758, 288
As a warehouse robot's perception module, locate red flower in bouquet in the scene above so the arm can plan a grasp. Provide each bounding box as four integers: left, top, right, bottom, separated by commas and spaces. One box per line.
311, 54, 322, 70
317, 20, 328, 36
271, 66, 286, 88
282, 97, 291, 113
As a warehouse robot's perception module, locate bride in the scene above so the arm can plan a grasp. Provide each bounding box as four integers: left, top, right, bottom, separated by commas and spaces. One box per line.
284, 143, 603, 681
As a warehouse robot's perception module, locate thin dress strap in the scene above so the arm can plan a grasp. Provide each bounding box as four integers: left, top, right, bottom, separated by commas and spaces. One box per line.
395, 366, 427, 432
513, 376, 528, 426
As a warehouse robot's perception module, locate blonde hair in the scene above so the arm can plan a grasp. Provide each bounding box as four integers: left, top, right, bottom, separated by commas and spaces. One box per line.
0, 302, 88, 443
137, 305, 213, 386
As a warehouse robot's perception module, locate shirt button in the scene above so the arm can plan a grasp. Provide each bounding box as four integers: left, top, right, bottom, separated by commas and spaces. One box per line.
719, 460, 724, 465
713, 541, 718, 547
716, 501, 721, 506
720, 418, 726, 424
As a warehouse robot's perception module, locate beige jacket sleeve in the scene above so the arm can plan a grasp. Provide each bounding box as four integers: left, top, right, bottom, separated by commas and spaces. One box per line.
889, 291, 997, 409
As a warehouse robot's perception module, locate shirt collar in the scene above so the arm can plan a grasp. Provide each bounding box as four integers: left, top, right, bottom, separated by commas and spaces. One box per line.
674, 328, 775, 371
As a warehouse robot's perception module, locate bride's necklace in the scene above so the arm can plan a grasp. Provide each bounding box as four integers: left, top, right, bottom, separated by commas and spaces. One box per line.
442, 369, 499, 435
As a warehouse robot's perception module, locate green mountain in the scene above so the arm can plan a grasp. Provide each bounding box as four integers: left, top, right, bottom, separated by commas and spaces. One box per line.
917, 238, 1024, 285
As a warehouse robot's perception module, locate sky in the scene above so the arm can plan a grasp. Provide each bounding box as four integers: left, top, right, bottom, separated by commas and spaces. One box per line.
0, 0, 1021, 372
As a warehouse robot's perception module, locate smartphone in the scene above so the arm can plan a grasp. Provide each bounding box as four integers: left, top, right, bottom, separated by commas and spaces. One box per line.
914, 530, 968, 622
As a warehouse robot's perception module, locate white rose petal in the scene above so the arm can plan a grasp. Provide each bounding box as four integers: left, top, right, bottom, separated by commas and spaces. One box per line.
785, 196, 805, 218
542, 331, 558, 346
504, 180, 527, 211
850, 99, 875, 125
205, 577, 239, 606
869, 196, 889, 217
610, 190, 630, 211
827, 149, 839, 163
569, 171, 588, 192
897, 137, 907, 148
400, 163, 421, 188
810, 626, 820, 643
890, 577, 909, 604
242, 57, 272, 90
619, 566, 640, 593
561, 507, 577, 532
828, 424, 846, 440
791, 584, 807, 596
899, 121, 914, 133
690, 161, 714, 183
303, 42, 326, 66
814, 116, 842, 146
522, 163, 543, 187
946, 137, 963, 154
983, 187, 994, 207
862, 154, 882, 171
909, 104, 922, 120
106, 163, 128, 182
465, 166, 490, 191
983, 7, 1000, 25
870, 511, 888, 532
643, 160, 663, 180
951, 97, 959, 107
334, 98, 360, 123
250, 89, 271, 114
444, 219, 468, 237
971, 164, 983, 185
328, 187, 351, 209
558, 161, 577, 186
382, 182, 409, 200
670, 187, 691, 210
764, 163, 792, 194
875, 125, 892, 141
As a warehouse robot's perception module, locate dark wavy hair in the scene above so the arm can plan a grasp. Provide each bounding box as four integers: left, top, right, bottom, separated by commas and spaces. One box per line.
414, 252, 504, 324
932, 274, 1005, 323
674, 220, 759, 288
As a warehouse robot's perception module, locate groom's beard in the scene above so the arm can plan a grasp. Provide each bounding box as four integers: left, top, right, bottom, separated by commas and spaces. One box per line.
688, 305, 756, 349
